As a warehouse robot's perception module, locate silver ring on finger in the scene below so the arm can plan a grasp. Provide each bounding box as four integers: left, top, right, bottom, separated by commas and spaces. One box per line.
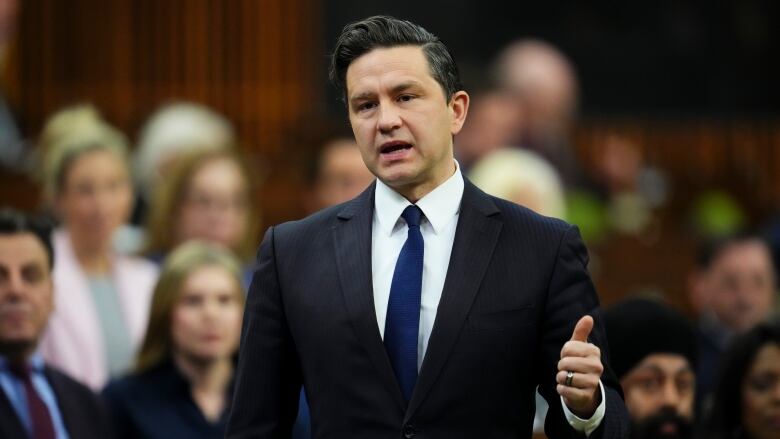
565, 371, 574, 387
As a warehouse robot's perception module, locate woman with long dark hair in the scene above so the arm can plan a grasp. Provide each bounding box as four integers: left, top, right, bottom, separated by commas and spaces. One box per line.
701, 318, 780, 439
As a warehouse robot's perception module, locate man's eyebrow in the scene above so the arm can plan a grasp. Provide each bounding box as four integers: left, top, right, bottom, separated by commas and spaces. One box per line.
635, 363, 693, 376
349, 91, 376, 103
349, 81, 425, 104
675, 365, 694, 375
636, 364, 664, 374
390, 81, 422, 94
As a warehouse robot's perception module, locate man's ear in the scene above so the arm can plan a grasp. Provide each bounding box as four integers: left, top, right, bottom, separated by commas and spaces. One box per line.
449, 91, 470, 136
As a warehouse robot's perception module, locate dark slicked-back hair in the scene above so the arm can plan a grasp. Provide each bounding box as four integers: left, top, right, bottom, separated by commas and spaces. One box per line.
696, 230, 773, 271
0, 208, 55, 270
329, 15, 463, 105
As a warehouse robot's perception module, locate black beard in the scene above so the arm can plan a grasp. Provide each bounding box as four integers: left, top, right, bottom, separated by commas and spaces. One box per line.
631, 407, 692, 439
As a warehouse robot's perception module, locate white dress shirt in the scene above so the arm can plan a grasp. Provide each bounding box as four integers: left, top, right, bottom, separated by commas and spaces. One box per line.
371, 160, 605, 435
372, 162, 463, 370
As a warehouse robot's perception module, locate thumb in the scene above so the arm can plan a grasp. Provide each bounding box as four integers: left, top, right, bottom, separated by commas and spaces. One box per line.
571, 315, 594, 342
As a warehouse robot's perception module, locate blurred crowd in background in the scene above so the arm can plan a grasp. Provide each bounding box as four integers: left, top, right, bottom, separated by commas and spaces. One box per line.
0, 1, 779, 439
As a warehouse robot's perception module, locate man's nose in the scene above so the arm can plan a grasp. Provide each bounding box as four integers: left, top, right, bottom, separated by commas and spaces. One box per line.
3, 274, 27, 299
377, 103, 402, 133
660, 380, 681, 406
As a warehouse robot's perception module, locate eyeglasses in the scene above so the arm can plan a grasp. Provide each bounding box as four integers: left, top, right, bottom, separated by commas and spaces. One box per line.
182, 192, 249, 213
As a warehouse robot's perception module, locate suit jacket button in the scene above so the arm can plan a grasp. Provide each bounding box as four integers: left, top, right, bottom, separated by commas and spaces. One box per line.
403, 424, 416, 438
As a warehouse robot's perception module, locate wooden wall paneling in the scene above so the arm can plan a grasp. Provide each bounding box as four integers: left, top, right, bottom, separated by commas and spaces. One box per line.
7, 1, 779, 305
16, 0, 320, 146
575, 119, 780, 214
10, 0, 320, 223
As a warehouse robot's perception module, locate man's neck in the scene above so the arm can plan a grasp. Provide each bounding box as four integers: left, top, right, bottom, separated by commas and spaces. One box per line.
387, 160, 457, 203
0, 342, 35, 366
699, 311, 734, 349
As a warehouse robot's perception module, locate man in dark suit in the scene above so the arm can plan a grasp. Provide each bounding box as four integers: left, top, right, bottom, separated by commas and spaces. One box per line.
0, 208, 114, 439
227, 15, 629, 438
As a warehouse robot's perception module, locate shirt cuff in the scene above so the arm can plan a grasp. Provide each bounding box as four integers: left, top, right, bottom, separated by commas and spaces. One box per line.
560, 379, 606, 436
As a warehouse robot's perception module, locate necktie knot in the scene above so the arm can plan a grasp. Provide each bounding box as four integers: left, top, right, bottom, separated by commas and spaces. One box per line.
402, 205, 423, 228
8, 362, 32, 381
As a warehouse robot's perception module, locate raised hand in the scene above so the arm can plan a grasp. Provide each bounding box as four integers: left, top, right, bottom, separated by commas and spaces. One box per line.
556, 315, 603, 418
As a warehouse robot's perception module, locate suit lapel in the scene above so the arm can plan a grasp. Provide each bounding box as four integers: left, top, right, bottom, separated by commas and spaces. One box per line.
406, 181, 502, 418
45, 368, 82, 437
333, 183, 406, 411
0, 386, 27, 439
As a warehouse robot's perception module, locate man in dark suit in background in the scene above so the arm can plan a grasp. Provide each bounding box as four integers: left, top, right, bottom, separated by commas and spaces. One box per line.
0, 208, 114, 439
227, 16, 629, 438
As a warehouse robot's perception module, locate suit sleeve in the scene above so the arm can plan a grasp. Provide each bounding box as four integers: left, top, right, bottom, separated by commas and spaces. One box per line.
537, 225, 630, 439
47, 369, 117, 439
226, 226, 302, 438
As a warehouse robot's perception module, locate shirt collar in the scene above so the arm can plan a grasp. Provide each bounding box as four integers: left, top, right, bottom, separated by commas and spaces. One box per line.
374, 160, 464, 236
0, 353, 46, 374
29, 354, 44, 373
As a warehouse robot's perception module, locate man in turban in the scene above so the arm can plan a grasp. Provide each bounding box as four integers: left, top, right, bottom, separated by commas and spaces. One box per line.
604, 298, 697, 439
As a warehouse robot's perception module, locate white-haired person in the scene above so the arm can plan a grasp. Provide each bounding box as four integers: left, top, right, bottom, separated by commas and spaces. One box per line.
469, 147, 567, 219
37, 104, 158, 390
132, 101, 236, 223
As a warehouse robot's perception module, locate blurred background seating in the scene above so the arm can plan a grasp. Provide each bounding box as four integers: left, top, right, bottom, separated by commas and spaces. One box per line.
2, 1, 777, 314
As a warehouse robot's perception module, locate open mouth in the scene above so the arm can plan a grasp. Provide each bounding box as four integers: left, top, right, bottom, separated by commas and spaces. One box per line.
659, 422, 678, 435
380, 141, 413, 155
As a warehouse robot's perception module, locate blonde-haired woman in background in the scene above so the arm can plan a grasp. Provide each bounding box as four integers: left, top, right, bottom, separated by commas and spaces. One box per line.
103, 241, 244, 439
37, 104, 158, 390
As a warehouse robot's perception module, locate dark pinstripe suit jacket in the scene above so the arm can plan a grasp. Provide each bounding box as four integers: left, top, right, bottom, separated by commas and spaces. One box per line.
227, 180, 630, 439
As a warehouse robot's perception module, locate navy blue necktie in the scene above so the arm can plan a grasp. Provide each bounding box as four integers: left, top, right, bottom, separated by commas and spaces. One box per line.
384, 205, 424, 402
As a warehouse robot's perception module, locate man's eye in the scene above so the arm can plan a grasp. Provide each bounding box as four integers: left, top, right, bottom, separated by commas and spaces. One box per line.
357, 102, 376, 111
23, 268, 44, 283
676, 377, 694, 394
398, 95, 414, 102
635, 377, 662, 393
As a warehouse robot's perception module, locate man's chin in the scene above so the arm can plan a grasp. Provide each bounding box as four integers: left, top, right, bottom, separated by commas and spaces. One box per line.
376, 165, 416, 184
632, 409, 692, 439
377, 172, 420, 192
0, 338, 37, 359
